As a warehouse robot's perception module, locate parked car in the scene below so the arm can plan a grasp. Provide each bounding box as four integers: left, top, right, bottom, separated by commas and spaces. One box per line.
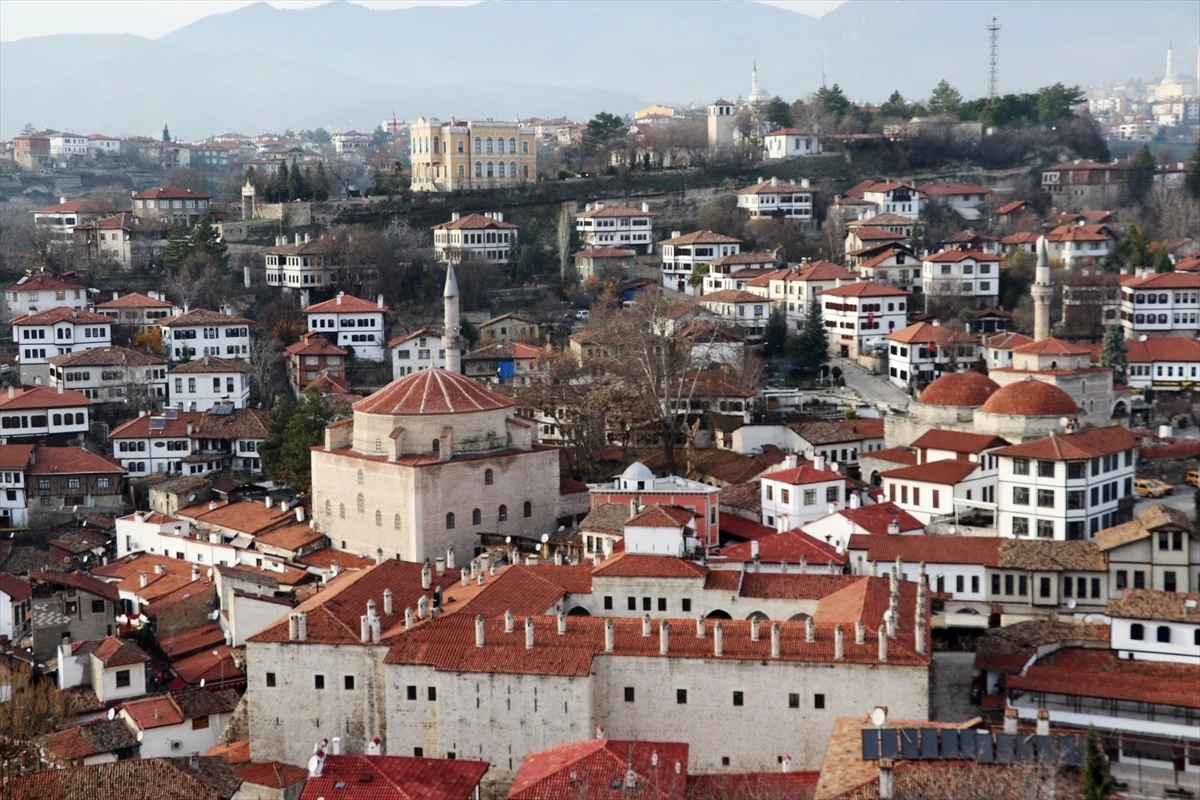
574, 309, 590, 320
1133, 478, 1173, 498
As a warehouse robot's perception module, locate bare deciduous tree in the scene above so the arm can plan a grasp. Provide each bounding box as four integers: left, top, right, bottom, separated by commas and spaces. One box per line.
0, 658, 76, 780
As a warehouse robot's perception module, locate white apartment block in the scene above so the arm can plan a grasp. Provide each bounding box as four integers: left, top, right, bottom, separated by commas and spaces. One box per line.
168, 356, 252, 411
761, 129, 819, 159
821, 282, 910, 358
880, 459, 994, 525
263, 233, 340, 290
432, 212, 518, 267
4, 272, 89, 316
86, 134, 120, 156
12, 308, 113, 384
759, 455, 848, 530
920, 250, 1001, 309
1119, 271, 1200, 339
751, 262, 858, 333
1125, 337, 1200, 390
304, 292, 389, 362
575, 203, 656, 254
658, 230, 743, 295
862, 182, 922, 219
735, 177, 816, 224
994, 427, 1138, 541
160, 308, 254, 362
108, 407, 266, 477
0, 444, 32, 528
48, 132, 88, 159
390, 329, 448, 378
1043, 225, 1117, 268
884, 322, 980, 389
48, 346, 168, 405
698, 290, 769, 338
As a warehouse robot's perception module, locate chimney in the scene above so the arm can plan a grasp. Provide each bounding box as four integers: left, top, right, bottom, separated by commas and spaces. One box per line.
139, 572, 148, 588
878, 624, 888, 662
813, 455, 825, 471
771, 176, 778, 187
557, 613, 567, 635
711, 621, 724, 657
525, 616, 535, 649
1036, 709, 1050, 736
5, 387, 11, 400
780, 559, 789, 574
750, 540, 760, 560
295, 233, 302, 246
604, 618, 615, 652
451, 211, 460, 221
57, 380, 62, 394
383, 589, 393, 616
886, 607, 897, 639
1003, 707, 1019, 735
265, 496, 273, 509
750, 617, 760, 642
695, 616, 705, 638
366, 599, 376, 620
361, 615, 371, 643
421, 561, 431, 590
834, 625, 844, 660
642, 614, 652, 637
878, 759, 895, 800
850, 493, 862, 510
460, 568, 469, 587
502, 609, 514, 633
296, 611, 307, 641
154, 564, 166, 575
417, 595, 428, 619
887, 519, 900, 535
799, 555, 807, 574
915, 616, 925, 655
404, 607, 413, 631
781, 754, 792, 773
336, 291, 344, 305
659, 620, 670, 655
784, 453, 798, 470
376, 294, 384, 309
475, 615, 485, 648
190, 564, 200, 582
805, 617, 814, 643
770, 623, 781, 659
671, 230, 681, 239
855, 618, 865, 644
641, 202, 650, 213
435, 557, 445, 576
330, 737, 341, 756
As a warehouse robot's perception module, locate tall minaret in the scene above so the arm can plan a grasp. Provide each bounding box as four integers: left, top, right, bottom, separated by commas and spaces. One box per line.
1165, 38, 1174, 79
1032, 235, 1052, 342
443, 264, 461, 374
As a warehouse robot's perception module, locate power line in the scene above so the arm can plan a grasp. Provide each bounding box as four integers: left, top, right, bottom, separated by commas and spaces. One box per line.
987, 17, 1001, 102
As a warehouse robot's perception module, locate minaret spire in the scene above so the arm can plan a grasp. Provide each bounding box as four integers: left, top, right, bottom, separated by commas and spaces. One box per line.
1032, 236, 1052, 341
443, 264, 461, 374
1166, 38, 1174, 79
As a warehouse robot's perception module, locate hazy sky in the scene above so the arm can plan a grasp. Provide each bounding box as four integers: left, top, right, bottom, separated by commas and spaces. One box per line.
0, 0, 847, 41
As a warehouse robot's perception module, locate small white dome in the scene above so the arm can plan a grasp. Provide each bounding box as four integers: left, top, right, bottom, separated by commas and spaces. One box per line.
621, 462, 655, 487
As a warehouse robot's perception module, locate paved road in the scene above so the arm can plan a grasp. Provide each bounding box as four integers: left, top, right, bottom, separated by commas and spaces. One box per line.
832, 356, 911, 411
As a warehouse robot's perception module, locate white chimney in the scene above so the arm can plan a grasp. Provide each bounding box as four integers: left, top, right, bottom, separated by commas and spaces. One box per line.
1036, 709, 1050, 736
139, 573, 148, 588
713, 621, 724, 656
421, 562, 431, 590
784, 453, 798, 470
154, 564, 166, 575
445, 547, 455, 570
460, 568, 469, 588
504, 610, 514, 633
604, 618, 615, 652
878, 759, 895, 800
295, 233, 302, 246
361, 615, 371, 643
835, 625, 846, 660
435, 557, 445, 576
451, 211, 460, 221
336, 291, 344, 305
641, 202, 650, 213
376, 294, 384, 309
525, 616, 535, 649
330, 737, 341, 756
887, 519, 900, 535
295, 506, 305, 522
805, 616, 814, 643
1003, 707, 1018, 735
417, 595, 429, 619
695, 616, 705, 638
770, 623, 781, 659
404, 607, 414, 631
855, 618, 865, 644
813, 455, 826, 471
296, 611, 307, 641
878, 624, 888, 662
475, 615, 486, 648
557, 613, 567, 635
642, 614, 652, 637
750, 540, 760, 560
750, 617, 760, 642
383, 588, 393, 616
190, 565, 200, 582
265, 496, 273, 509
659, 620, 670, 655
781, 754, 792, 773
850, 493, 862, 510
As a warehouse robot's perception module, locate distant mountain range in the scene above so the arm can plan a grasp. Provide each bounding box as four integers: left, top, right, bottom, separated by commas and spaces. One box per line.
1, 0, 1195, 139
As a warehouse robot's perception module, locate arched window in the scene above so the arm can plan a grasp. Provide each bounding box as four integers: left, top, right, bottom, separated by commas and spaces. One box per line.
509, 137, 517, 153
474, 161, 482, 178
509, 161, 516, 178
522, 140, 529, 154
523, 501, 532, 518
446, 512, 455, 529
1129, 623, 1144, 640
375, 510, 382, 527
357, 494, 365, 513
1157, 625, 1171, 643
486, 161, 494, 177
472, 508, 482, 525
484, 469, 494, 486
498, 504, 507, 522
497, 161, 505, 178
339, 503, 345, 519
325, 499, 331, 516
473, 136, 481, 152
486, 137, 493, 153
357, 469, 363, 485
432, 439, 440, 455
394, 514, 401, 530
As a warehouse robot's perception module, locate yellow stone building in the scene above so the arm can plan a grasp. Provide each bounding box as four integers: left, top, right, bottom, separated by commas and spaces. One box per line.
409, 116, 537, 192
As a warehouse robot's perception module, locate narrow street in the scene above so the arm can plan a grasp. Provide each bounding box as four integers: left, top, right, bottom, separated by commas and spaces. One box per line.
832, 356, 911, 411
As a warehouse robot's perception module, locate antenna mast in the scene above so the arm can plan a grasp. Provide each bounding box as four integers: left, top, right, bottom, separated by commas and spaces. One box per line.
987, 17, 1001, 101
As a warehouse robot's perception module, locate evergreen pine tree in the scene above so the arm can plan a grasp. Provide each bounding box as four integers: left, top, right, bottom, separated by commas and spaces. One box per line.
1082, 727, 1115, 800
1099, 324, 1127, 384
161, 222, 193, 268
287, 160, 306, 202
275, 391, 334, 495
1186, 143, 1200, 200
313, 162, 330, 201
191, 220, 229, 268
269, 162, 289, 203
1152, 246, 1174, 273
1117, 225, 1150, 268
162, 124, 171, 142
260, 395, 296, 484
763, 308, 788, 357
1128, 145, 1157, 204
797, 294, 830, 376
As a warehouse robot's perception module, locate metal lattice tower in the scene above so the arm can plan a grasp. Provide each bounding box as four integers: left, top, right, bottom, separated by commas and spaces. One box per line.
987, 17, 1001, 101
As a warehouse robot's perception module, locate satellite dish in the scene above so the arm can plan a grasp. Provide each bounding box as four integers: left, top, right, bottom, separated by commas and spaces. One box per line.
137, 731, 144, 742
869, 706, 888, 728
1067, 598, 1077, 609
540, 533, 549, 544
107, 708, 116, 721
1059, 417, 1070, 428
200, 678, 206, 688
505, 536, 512, 544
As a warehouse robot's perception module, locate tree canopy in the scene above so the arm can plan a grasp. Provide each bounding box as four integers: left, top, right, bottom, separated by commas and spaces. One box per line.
261, 392, 337, 496
584, 112, 626, 152
927, 80, 962, 116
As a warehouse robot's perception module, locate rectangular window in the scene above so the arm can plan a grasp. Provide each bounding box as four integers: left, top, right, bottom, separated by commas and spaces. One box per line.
682, 599, 692, 612
192, 716, 209, 730
1091, 577, 1101, 598
657, 598, 666, 612
627, 597, 636, 611
1116, 570, 1127, 590
1018, 576, 1027, 596
314, 675, 325, 690
814, 693, 826, 709
1039, 577, 1051, 598
1067, 462, 1086, 479
642, 597, 651, 611
407, 685, 417, 700
1063, 577, 1073, 597
266, 672, 276, 687
972, 576, 979, 593
991, 574, 1000, 594
1134, 571, 1145, 589
1164, 571, 1177, 592
677, 689, 688, 704
624, 687, 635, 702
1012, 458, 1030, 475
789, 693, 800, 709
956, 575, 964, 593
1037, 489, 1055, 508
1004, 575, 1014, 595
1013, 487, 1029, 505
428, 687, 437, 701
115, 669, 131, 688
733, 691, 744, 707
603, 596, 613, 610
344, 675, 355, 690
91, 599, 105, 613
1037, 461, 1056, 478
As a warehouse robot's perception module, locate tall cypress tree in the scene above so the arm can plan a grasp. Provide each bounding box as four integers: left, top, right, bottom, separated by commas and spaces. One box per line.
313, 162, 330, 201
1099, 324, 1127, 384
1082, 727, 1115, 800
161, 222, 193, 268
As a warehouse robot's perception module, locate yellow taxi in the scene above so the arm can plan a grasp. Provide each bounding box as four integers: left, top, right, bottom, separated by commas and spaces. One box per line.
1134, 478, 1173, 498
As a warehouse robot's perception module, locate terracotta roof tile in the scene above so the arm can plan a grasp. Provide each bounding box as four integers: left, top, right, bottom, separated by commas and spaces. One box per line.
627, 504, 695, 528
4, 272, 88, 293
593, 553, 708, 579
0, 572, 33, 600
0, 444, 34, 470
973, 619, 1109, 673
1106, 588, 1200, 623
722, 530, 846, 565
909, 429, 1009, 454
28, 445, 124, 475
47, 345, 166, 368
761, 465, 844, 486
879, 459, 978, 485
991, 426, 1137, 460
884, 322, 976, 346
304, 292, 389, 314
1010, 337, 1092, 356
0, 383, 91, 411
997, 539, 1105, 572
847, 534, 1001, 567
234, 761, 308, 789
178, 498, 293, 535
11, 306, 113, 326
93, 636, 151, 667
979, 380, 1078, 417
7, 757, 233, 800
687, 771, 818, 800
861, 448, 918, 467
354, 368, 514, 415
169, 355, 252, 373
96, 292, 174, 310
132, 187, 212, 200
575, 204, 656, 219
658, 230, 743, 246
821, 282, 909, 298
1126, 337, 1200, 363
299, 754, 490, 800
1120, 272, 1200, 290
1008, 647, 1200, 709
509, 739, 687, 800
29, 569, 119, 604
834, 502, 924, 535
433, 212, 519, 230
159, 308, 254, 327
580, 503, 631, 536
922, 249, 1000, 263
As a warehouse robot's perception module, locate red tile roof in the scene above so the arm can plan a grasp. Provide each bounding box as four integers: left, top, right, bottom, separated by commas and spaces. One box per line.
879, 459, 978, 485
233, 761, 308, 789
1120, 272, 1200, 290
168, 355, 252, 373
795, 262, 860, 282
29, 569, 120, 604
433, 212, 519, 230
177, 498, 294, 535
48, 345, 167, 368
979, 380, 1077, 416
1010, 337, 1092, 356
721, 529, 846, 565
833, 502, 924, 535
0, 443, 34, 470
0, 384, 91, 411
885, 322, 976, 346
7, 757, 233, 800
121, 694, 186, 729
95, 292, 174, 310
0, 572, 32, 600
686, 771, 819, 800
1126, 337, 1200, 363
1008, 647, 1200, 709
576, 246, 637, 258
847, 534, 1002, 567
717, 514, 776, 542
354, 368, 514, 415
990, 426, 1138, 460
921, 183, 990, 195
304, 293, 389, 314
861, 447, 918, 467
4, 272, 88, 293
909, 429, 1009, 454
922, 249, 1000, 263
31, 198, 110, 214
821, 282, 909, 298
93, 636, 151, 667
593, 554, 708, 579
10, 306, 112, 326
1044, 224, 1114, 243
300, 755, 490, 800
131, 187, 212, 200
159, 308, 254, 327
736, 178, 815, 195
627, 504, 695, 528
981, 331, 1033, 349
576, 204, 656, 219
761, 465, 844, 486
995, 200, 1032, 215
27, 445, 124, 475
658, 230, 743, 246
1106, 588, 1200, 623
509, 739, 687, 800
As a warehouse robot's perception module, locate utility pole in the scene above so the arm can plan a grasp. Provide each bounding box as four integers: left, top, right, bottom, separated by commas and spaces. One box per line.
987, 17, 1001, 102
